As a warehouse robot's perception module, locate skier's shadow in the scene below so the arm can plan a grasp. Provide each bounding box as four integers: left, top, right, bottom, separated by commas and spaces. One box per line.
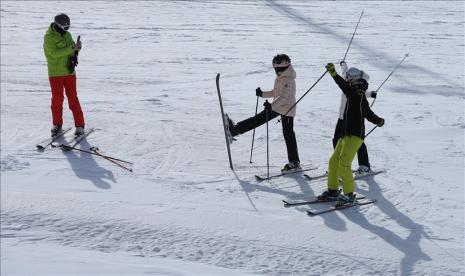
284, 173, 348, 231
233, 169, 319, 211
61, 138, 116, 189
344, 176, 431, 275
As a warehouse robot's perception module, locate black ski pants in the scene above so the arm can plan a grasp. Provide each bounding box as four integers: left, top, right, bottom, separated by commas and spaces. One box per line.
232, 109, 300, 163
333, 119, 370, 168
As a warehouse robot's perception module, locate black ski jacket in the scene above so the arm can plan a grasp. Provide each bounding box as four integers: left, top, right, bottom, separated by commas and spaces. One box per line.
332, 74, 382, 139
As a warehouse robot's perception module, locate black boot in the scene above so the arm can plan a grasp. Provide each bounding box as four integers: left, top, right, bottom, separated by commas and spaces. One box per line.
317, 189, 340, 200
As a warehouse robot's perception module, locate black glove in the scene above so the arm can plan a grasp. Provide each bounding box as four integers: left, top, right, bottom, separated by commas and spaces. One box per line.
263, 100, 272, 110
256, 87, 262, 97
377, 118, 385, 127
371, 91, 377, 99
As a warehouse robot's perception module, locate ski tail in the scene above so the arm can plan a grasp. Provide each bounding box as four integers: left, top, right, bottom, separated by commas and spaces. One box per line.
36, 127, 72, 151
56, 128, 95, 151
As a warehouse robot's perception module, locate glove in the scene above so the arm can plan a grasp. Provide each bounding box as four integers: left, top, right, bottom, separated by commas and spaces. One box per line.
263, 100, 272, 110
377, 118, 385, 127
72, 40, 82, 51
371, 91, 377, 99
256, 87, 262, 97
326, 63, 337, 77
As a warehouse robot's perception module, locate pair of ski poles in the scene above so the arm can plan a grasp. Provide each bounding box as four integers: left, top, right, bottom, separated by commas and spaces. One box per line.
59, 144, 133, 172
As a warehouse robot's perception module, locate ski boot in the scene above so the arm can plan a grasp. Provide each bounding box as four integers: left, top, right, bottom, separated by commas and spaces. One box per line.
355, 165, 372, 176
281, 161, 302, 173
335, 192, 357, 207
317, 189, 340, 201
51, 125, 62, 137
224, 114, 237, 144
74, 126, 85, 137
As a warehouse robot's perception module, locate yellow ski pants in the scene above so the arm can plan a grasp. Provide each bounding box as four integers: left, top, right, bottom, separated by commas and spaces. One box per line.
328, 135, 364, 194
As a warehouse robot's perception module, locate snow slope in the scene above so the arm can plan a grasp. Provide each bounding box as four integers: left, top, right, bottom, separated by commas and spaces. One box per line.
1, 1, 464, 275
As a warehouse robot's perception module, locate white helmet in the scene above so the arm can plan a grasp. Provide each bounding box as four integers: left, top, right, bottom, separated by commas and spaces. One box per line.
346, 67, 370, 82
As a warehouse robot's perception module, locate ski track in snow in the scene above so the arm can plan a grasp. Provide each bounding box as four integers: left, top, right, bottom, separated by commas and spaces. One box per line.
1, 1, 464, 275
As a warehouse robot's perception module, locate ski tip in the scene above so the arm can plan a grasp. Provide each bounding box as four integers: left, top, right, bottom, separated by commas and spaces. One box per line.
216, 73, 220, 79
254, 175, 265, 181
306, 211, 316, 216
36, 145, 45, 151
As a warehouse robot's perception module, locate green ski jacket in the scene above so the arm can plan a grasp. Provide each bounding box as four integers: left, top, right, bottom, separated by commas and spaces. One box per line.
43, 24, 77, 77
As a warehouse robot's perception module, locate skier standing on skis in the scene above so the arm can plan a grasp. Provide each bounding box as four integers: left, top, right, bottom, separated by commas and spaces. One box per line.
318, 63, 385, 205
333, 61, 377, 175
225, 54, 301, 172
43, 13, 85, 137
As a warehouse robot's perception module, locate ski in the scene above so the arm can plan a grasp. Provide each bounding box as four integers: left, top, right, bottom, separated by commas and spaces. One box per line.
216, 73, 234, 171
36, 127, 72, 151
283, 195, 366, 207
52, 128, 95, 151
304, 169, 385, 181
255, 166, 318, 182
307, 199, 377, 216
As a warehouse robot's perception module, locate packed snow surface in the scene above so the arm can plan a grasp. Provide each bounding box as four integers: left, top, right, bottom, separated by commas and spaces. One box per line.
1, 1, 464, 275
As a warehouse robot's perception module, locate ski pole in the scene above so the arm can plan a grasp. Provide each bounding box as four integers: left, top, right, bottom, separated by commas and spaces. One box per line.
90, 147, 133, 172
279, 70, 328, 121
249, 96, 259, 163
364, 125, 378, 139
342, 11, 364, 62
265, 101, 270, 179
371, 53, 409, 107
56, 144, 133, 164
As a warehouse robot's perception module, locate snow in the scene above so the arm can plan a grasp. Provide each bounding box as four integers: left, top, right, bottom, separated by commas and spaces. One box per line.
1, 1, 464, 275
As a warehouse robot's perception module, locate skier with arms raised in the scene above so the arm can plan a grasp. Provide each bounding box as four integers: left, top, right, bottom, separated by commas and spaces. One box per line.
318, 63, 385, 205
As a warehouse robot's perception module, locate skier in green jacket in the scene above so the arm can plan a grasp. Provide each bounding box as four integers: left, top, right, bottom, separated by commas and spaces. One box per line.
318, 63, 385, 205
43, 13, 85, 137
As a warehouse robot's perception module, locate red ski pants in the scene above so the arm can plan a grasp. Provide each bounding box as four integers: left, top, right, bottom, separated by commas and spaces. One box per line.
49, 75, 85, 127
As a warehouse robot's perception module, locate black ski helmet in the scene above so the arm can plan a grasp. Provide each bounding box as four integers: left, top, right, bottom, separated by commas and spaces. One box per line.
272, 54, 291, 74
272, 54, 291, 67
54, 13, 70, 31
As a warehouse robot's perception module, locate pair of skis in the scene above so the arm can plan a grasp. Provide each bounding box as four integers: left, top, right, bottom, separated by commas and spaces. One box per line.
283, 196, 377, 216
36, 127, 94, 151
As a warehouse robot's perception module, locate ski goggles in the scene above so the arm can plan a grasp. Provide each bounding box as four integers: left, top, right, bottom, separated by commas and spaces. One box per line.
272, 61, 290, 68
56, 22, 70, 31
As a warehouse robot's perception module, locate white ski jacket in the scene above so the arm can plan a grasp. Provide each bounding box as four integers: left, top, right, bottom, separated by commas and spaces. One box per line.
261, 65, 297, 117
